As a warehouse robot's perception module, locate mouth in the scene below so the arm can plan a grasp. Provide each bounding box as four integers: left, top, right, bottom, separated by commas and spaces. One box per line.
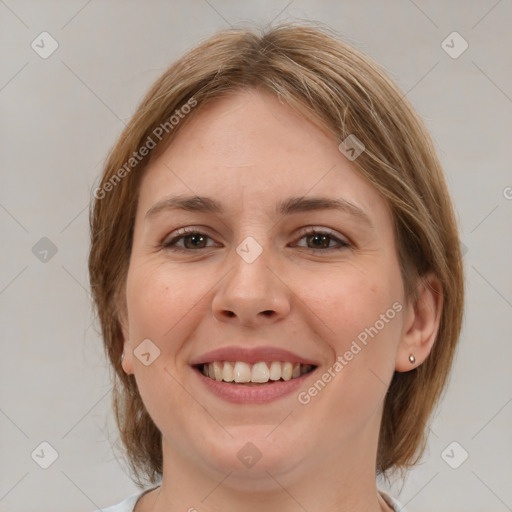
189, 345, 320, 403
193, 361, 317, 385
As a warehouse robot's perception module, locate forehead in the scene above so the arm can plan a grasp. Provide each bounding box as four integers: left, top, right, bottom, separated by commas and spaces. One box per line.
136, 88, 389, 224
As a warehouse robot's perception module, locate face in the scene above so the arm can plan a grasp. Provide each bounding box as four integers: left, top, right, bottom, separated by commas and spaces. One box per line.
120, 88, 413, 485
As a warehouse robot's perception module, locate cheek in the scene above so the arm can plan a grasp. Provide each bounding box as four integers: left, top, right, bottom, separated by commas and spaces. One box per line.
293, 273, 404, 446
124, 264, 201, 425
309, 267, 403, 406
295, 263, 403, 357
125, 262, 194, 343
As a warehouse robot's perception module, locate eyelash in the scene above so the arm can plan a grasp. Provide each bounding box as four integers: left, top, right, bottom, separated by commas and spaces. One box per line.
161, 227, 351, 253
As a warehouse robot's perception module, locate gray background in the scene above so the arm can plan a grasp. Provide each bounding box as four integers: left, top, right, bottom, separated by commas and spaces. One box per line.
1, 1, 511, 511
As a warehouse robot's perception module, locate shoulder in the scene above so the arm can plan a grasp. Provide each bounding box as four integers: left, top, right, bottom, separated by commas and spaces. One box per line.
379, 490, 407, 512
90, 490, 146, 512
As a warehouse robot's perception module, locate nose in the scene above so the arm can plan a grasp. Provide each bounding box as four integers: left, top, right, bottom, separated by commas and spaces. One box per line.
211, 239, 291, 327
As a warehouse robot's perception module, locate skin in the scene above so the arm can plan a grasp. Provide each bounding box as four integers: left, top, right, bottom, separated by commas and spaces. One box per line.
120, 88, 442, 512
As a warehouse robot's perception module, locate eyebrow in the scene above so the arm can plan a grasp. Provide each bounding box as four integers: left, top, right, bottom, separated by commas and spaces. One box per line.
145, 195, 374, 229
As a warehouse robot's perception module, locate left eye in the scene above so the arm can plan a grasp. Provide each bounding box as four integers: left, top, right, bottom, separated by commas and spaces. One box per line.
294, 229, 350, 251
162, 228, 350, 252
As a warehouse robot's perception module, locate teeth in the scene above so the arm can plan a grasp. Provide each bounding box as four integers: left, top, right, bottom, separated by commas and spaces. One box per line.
202, 361, 314, 384
269, 361, 281, 381
212, 361, 223, 381
251, 362, 270, 383
222, 361, 234, 382
282, 362, 293, 381
233, 361, 251, 383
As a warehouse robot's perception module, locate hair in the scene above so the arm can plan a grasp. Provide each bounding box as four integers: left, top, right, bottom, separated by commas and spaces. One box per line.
88, 22, 464, 487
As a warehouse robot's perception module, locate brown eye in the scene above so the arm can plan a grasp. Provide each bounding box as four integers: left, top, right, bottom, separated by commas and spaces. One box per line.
163, 229, 215, 251
162, 227, 350, 253
295, 228, 350, 251
180, 233, 208, 249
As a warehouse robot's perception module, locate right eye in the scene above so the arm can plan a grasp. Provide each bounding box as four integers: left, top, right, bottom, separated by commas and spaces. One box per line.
162, 228, 218, 252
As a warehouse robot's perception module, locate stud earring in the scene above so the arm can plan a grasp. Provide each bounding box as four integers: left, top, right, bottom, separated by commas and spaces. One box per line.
120, 352, 124, 363
409, 354, 416, 364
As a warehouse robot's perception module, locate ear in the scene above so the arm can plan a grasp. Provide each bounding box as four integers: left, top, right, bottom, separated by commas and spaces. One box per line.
396, 272, 443, 372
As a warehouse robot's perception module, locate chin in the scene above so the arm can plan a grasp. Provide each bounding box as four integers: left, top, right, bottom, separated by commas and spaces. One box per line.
197, 429, 307, 483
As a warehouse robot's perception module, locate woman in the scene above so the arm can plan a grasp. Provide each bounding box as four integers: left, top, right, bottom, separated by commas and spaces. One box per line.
89, 23, 464, 512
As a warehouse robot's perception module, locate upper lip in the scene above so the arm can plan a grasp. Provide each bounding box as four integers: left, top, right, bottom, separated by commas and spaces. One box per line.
190, 346, 320, 366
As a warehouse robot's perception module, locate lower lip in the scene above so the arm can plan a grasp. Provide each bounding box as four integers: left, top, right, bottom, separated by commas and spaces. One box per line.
193, 367, 317, 404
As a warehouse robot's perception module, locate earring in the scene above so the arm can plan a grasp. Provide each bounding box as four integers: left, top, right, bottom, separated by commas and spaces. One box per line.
409, 354, 416, 364
120, 352, 124, 363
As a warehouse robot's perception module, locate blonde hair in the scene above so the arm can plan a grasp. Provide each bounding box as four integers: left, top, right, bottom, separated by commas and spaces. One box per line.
88, 22, 464, 486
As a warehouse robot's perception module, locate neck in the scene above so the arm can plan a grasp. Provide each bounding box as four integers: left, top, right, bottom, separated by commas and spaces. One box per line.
141, 435, 391, 512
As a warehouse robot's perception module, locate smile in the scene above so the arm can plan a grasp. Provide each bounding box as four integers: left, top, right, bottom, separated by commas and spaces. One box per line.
197, 361, 316, 384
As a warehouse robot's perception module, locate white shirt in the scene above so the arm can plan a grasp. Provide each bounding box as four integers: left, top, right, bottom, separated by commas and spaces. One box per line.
93, 489, 406, 511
